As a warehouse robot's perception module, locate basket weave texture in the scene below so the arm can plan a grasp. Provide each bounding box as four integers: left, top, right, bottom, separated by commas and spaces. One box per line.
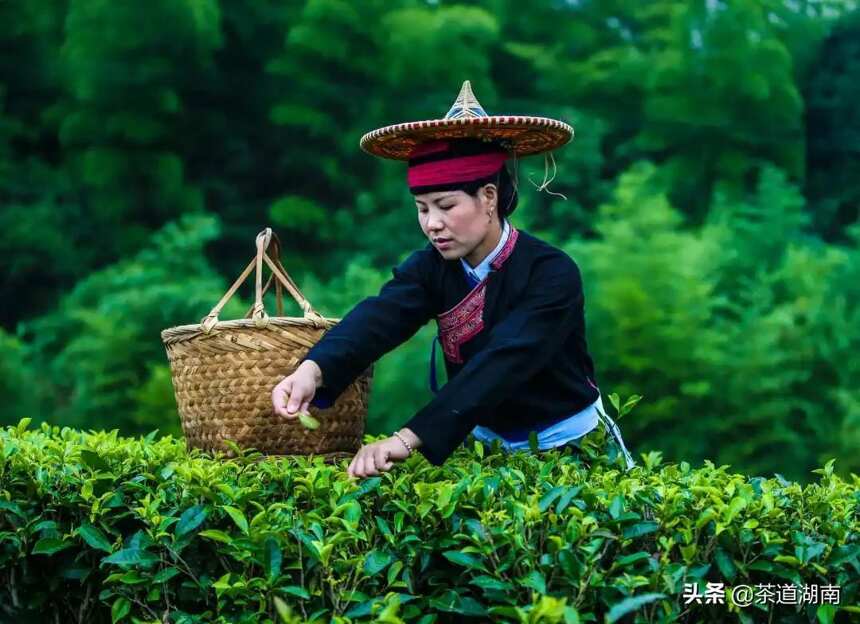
160, 229, 370, 461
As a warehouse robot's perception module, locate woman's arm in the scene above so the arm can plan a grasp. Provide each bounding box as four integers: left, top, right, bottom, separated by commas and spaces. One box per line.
402, 254, 584, 466
300, 248, 436, 404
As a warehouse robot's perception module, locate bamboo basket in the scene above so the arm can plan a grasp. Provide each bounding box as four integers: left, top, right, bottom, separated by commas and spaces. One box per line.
160, 228, 370, 461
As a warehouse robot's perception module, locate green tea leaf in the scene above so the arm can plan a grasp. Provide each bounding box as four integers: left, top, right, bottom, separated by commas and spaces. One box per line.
608, 393, 621, 415
606, 593, 666, 623
520, 570, 546, 594
199, 530, 233, 544
222, 505, 249, 534
298, 412, 320, 430
817, 604, 837, 624
175, 505, 208, 537
111, 596, 130, 623
539, 486, 565, 512
364, 549, 394, 576
616, 552, 651, 568
78, 522, 113, 553
555, 486, 582, 514
80, 450, 110, 472
609, 495, 625, 520
153, 567, 181, 583
32, 538, 73, 555
622, 521, 659, 539
442, 550, 487, 572
264, 536, 282, 581
102, 548, 159, 568
279, 585, 310, 600
470, 575, 514, 592
714, 548, 737, 581
724, 496, 747, 523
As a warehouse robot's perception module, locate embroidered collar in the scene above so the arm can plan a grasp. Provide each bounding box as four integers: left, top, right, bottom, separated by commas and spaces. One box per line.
436, 226, 519, 363
460, 219, 510, 283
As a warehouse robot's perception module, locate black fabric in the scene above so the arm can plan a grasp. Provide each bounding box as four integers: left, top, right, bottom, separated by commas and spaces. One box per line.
303, 230, 600, 466
407, 137, 508, 166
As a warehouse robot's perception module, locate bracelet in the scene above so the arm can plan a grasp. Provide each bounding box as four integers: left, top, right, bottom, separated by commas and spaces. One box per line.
392, 431, 413, 455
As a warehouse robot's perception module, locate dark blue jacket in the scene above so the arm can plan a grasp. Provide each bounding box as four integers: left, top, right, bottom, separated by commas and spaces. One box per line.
304, 228, 599, 466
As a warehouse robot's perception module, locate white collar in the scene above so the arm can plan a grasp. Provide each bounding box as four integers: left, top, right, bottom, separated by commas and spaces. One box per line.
460, 219, 510, 283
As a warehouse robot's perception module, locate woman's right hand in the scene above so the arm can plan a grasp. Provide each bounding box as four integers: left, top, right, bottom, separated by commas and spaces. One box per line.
271, 360, 322, 418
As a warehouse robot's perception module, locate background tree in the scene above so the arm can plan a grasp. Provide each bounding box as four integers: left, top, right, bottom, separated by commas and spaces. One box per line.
1, 0, 857, 482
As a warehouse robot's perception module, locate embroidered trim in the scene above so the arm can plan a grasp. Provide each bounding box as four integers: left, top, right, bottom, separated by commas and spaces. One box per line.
436, 228, 520, 363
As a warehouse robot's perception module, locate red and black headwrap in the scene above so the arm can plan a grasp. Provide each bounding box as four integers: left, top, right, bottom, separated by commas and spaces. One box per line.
407, 138, 510, 195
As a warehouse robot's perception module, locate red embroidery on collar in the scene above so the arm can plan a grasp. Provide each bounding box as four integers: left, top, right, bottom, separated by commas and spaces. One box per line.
437, 228, 519, 363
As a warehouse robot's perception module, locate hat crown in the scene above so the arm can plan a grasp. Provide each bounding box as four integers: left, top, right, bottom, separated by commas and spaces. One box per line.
444, 80, 488, 120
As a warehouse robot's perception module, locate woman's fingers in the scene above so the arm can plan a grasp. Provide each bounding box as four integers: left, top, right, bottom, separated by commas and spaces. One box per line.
347, 444, 396, 479
272, 378, 292, 417
375, 448, 393, 471
300, 399, 310, 414
348, 446, 364, 478
286, 383, 305, 414
362, 453, 378, 476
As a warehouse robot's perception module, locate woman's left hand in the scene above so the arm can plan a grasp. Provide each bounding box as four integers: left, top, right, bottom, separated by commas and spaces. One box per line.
347, 436, 411, 479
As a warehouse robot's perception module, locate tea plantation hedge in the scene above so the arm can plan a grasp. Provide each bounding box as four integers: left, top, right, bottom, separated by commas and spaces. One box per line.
0, 419, 858, 624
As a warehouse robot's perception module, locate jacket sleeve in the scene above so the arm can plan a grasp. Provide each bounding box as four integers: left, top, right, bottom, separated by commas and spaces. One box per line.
402, 254, 584, 466
302, 249, 436, 406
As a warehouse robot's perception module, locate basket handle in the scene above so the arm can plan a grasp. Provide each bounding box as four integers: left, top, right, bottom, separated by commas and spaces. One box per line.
200, 228, 324, 333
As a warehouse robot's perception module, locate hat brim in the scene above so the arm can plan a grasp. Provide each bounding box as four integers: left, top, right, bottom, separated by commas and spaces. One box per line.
360, 115, 574, 160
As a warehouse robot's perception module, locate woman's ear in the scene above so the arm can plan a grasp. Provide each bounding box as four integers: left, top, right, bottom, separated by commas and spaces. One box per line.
480, 184, 498, 211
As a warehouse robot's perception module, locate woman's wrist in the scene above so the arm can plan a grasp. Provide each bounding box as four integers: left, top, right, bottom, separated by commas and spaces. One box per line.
302, 359, 323, 385
396, 427, 422, 449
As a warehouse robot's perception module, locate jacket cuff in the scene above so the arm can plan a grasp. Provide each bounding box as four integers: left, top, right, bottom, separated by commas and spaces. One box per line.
402, 414, 451, 467
300, 352, 351, 405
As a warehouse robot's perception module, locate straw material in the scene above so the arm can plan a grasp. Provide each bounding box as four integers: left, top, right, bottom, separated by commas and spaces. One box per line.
161, 228, 370, 461
360, 80, 574, 160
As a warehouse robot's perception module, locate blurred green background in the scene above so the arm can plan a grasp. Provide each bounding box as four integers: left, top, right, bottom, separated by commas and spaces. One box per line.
2, 0, 859, 483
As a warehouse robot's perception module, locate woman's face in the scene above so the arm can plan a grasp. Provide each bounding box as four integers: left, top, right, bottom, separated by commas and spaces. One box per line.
414, 185, 497, 261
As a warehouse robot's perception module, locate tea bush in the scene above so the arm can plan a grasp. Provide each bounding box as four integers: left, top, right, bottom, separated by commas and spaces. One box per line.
0, 420, 857, 624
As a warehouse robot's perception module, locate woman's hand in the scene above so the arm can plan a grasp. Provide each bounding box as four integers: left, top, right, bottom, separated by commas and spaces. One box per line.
347, 430, 420, 478
271, 360, 322, 418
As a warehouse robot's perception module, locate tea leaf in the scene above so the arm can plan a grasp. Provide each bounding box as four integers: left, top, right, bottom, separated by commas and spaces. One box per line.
222, 505, 249, 534
199, 530, 233, 544
606, 593, 666, 623
80, 450, 110, 472
264, 536, 282, 581
442, 550, 487, 572
32, 538, 73, 555
539, 486, 565, 512
152, 567, 181, 583
622, 522, 659, 539
364, 549, 394, 576
298, 412, 320, 430
78, 522, 113, 553
175, 504, 208, 537
111, 596, 130, 623
102, 548, 159, 568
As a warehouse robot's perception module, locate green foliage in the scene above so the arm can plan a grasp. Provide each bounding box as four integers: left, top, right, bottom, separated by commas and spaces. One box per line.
804, 9, 860, 240
13, 213, 244, 434
1, 422, 858, 623
0, 330, 40, 425
570, 162, 860, 481
2, 0, 860, 483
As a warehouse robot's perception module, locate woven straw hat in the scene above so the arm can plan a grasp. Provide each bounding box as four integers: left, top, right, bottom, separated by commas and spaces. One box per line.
360, 80, 574, 160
